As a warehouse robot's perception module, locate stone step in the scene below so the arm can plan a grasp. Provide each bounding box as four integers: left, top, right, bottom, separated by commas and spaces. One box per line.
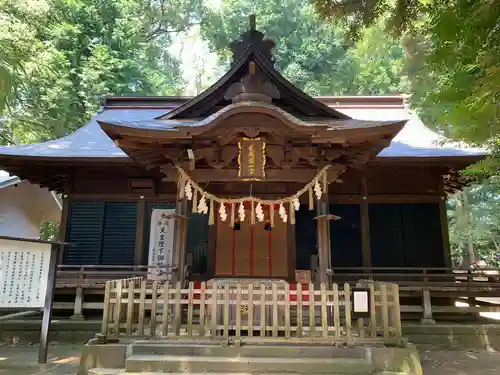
89, 374, 358, 375
125, 354, 374, 374
130, 342, 367, 360
88, 369, 123, 375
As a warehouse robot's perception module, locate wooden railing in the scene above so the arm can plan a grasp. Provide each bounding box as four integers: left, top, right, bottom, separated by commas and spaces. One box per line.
56, 265, 500, 287
100, 279, 402, 345
52, 266, 500, 323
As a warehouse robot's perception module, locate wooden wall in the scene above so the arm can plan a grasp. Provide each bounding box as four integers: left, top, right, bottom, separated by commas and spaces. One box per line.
62, 164, 450, 272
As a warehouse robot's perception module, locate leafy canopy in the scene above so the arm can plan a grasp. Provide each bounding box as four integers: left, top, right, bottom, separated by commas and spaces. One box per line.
312, 0, 500, 176
0, 0, 204, 143
200, 0, 408, 96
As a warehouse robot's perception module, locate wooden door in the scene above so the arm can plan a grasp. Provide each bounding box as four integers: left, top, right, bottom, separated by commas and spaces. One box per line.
215, 204, 289, 278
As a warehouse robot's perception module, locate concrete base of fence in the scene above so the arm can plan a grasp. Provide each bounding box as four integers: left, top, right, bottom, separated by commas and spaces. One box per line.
79, 343, 128, 375
78, 338, 423, 375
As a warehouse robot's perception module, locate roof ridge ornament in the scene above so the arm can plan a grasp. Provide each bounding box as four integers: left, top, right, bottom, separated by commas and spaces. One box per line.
230, 14, 276, 64
224, 60, 280, 103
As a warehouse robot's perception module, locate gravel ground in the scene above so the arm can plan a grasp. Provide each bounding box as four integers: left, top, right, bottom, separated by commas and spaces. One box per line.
419, 346, 500, 375
1, 343, 500, 374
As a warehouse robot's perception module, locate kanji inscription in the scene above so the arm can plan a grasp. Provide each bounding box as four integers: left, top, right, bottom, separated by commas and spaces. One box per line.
0, 239, 51, 308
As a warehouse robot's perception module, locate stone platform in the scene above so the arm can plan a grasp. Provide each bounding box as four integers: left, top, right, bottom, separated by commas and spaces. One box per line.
79, 338, 423, 375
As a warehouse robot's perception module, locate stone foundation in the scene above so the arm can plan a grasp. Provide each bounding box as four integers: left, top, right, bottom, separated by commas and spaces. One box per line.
78, 338, 423, 375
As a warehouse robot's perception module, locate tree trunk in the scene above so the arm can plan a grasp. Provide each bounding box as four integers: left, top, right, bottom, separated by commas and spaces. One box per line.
456, 189, 475, 267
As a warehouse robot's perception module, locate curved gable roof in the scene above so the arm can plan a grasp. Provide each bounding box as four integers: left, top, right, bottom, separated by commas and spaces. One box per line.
0, 97, 486, 161
158, 46, 350, 120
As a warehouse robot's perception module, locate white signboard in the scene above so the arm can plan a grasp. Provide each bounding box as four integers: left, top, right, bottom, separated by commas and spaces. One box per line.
353, 290, 369, 313
0, 239, 51, 308
147, 209, 175, 280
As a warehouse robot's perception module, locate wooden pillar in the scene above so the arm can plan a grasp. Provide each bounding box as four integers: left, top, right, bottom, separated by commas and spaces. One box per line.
207, 225, 217, 279
316, 180, 331, 285
177, 199, 189, 283
56, 197, 70, 264
70, 286, 84, 320
173, 191, 188, 284
360, 175, 372, 269
421, 289, 436, 324
438, 179, 452, 268
134, 199, 146, 265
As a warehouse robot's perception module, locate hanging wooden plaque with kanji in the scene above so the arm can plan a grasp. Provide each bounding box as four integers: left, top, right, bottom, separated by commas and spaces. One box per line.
238, 137, 266, 180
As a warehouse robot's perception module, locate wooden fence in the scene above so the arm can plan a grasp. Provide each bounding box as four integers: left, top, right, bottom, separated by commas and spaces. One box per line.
101, 279, 402, 345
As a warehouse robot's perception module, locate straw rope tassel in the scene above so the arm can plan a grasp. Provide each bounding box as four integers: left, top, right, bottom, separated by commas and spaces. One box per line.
191, 188, 198, 213
270, 204, 275, 227
308, 186, 314, 210
178, 175, 185, 199
174, 164, 331, 208
209, 199, 215, 225
289, 200, 295, 225
230, 203, 235, 227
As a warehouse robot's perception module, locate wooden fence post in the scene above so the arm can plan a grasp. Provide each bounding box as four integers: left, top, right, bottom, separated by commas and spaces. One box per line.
125, 281, 134, 335
248, 284, 254, 337
320, 282, 328, 338
297, 283, 303, 338
101, 281, 111, 335
161, 282, 169, 336
113, 281, 123, 336
174, 281, 182, 336
369, 282, 377, 338
138, 280, 146, 336
284, 283, 290, 338
333, 283, 341, 340
391, 284, 402, 337
150, 281, 158, 336
210, 282, 218, 338
344, 283, 353, 344
308, 283, 315, 337
380, 283, 389, 339
199, 281, 206, 337
235, 283, 242, 339
260, 284, 266, 337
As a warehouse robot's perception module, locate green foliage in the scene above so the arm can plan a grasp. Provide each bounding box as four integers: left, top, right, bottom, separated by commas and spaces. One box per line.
448, 178, 500, 267
0, 0, 204, 143
40, 220, 59, 241
312, 0, 500, 176
200, 0, 408, 96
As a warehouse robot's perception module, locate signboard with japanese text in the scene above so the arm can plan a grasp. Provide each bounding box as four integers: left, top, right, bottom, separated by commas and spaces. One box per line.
147, 209, 175, 280
0, 239, 51, 308
238, 137, 266, 180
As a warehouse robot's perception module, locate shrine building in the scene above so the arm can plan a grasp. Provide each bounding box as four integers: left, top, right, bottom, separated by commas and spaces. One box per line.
0, 17, 485, 287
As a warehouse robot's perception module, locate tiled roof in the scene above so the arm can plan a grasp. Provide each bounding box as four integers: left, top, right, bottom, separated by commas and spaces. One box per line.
0, 102, 485, 159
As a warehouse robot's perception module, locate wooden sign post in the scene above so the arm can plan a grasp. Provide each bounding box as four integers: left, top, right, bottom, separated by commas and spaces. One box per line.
0, 236, 69, 364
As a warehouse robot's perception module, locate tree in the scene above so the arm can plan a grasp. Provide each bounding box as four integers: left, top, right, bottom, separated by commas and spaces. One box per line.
0, 0, 48, 143
312, 0, 500, 176
0, 0, 204, 143
200, 0, 408, 96
448, 178, 500, 267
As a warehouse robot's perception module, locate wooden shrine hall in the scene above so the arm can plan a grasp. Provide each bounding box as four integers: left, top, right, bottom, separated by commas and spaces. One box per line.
0, 16, 485, 292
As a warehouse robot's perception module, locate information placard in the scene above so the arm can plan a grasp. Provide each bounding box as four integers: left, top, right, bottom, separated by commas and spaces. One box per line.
147, 208, 176, 280
0, 239, 51, 308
